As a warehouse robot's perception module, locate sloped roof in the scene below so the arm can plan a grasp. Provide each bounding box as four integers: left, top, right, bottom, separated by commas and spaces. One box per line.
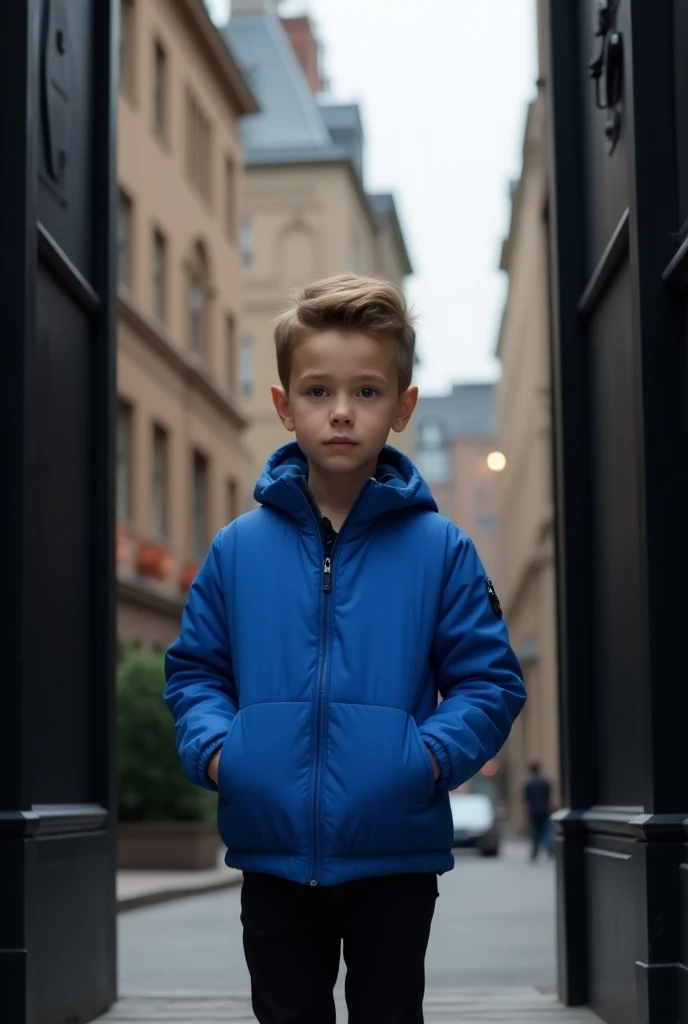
417, 384, 498, 438
222, 15, 334, 157
368, 192, 413, 276
221, 11, 412, 281
319, 102, 364, 180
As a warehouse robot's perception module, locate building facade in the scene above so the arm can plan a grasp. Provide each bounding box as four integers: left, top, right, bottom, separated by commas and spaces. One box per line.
496, 88, 559, 827
414, 384, 513, 805
222, 3, 414, 497
116, 0, 257, 651
415, 384, 503, 586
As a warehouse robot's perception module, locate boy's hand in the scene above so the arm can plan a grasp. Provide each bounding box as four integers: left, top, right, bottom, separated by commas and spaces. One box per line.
427, 747, 441, 781
208, 749, 222, 785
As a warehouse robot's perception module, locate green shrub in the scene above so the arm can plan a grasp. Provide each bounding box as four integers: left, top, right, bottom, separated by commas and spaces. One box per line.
116, 647, 217, 823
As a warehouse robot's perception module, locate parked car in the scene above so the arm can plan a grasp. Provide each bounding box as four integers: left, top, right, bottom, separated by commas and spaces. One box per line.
449, 792, 501, 856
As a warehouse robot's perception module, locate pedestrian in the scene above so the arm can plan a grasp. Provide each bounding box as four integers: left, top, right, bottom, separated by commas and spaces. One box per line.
523, 762, 553, 861
164, 274, 527, 1024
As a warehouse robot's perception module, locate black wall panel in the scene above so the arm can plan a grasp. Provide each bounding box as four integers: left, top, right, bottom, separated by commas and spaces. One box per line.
0, 0, 118, 1021
547, 1, 688, 1021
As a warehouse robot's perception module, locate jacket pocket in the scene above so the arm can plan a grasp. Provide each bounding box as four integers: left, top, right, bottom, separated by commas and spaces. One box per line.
323, 703, 441, 858
216, 701, 311, 856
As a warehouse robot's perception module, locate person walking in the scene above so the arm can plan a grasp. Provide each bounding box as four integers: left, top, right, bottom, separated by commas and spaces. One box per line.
523, 762, 553, 861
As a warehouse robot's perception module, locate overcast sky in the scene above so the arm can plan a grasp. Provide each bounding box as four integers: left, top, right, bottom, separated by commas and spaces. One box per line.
207, 0, 537, 395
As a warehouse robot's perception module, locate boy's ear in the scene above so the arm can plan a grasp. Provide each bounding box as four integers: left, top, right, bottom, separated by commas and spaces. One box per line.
271, 386, 296, 432
392, 386, 419, 434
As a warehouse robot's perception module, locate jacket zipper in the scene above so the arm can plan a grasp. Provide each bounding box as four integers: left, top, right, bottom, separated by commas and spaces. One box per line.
311, 557, 333, 884
295, 478, 371, 886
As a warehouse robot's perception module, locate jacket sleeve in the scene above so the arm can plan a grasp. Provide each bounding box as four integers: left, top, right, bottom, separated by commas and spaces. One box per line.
164, 531, 238, 791
418, 526, 526, 792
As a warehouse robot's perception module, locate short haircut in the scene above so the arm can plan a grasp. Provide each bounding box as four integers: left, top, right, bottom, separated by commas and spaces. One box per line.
274, 274, 416, 392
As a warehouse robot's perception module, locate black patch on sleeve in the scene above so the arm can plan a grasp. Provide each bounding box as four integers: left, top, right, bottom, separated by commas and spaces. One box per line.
485, 577, 503, 618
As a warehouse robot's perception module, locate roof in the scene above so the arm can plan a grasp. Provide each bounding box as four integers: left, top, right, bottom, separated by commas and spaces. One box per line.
368, 192, 413, 276
416, 384, 498, 438
318, 103, 364, 133
180, 0, 259, 115
320, 103, 364, 180
222, 16, 333, 156
221, 11, 412, 280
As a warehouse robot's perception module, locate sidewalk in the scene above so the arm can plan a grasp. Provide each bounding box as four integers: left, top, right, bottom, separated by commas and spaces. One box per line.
117, 849, 242, 912
98, 988, 599, 1022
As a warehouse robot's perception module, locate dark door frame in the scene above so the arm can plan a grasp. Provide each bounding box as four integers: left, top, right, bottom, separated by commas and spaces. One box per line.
0, 0, 118, 1020
546, 2, 688, 1022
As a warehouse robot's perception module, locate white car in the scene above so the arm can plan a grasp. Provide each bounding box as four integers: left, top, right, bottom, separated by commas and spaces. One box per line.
449, 793, 501, 856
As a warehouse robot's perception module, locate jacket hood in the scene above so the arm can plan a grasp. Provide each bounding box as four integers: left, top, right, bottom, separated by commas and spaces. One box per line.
254, 442, 438, 527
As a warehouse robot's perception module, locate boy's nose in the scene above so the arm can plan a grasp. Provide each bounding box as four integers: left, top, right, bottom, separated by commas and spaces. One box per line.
330, 399, 354, 425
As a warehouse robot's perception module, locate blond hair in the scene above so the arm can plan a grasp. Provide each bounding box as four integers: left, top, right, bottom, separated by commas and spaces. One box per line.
274, 274, 416, 391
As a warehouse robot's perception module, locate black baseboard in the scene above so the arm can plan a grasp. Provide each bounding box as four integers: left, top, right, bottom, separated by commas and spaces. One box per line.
556, 809, 688, 1023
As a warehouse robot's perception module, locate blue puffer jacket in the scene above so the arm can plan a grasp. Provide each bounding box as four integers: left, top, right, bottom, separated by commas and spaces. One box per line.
164, 443, 526, 886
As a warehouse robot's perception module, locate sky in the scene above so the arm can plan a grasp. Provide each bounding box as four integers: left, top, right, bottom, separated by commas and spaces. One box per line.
206, 0, 538, 395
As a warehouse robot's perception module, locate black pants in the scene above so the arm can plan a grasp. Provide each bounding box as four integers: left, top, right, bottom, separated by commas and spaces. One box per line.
241, 871, 438, 1024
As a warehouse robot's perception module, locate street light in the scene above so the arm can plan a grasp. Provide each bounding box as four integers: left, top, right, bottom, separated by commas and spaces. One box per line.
487, 451, 507, 472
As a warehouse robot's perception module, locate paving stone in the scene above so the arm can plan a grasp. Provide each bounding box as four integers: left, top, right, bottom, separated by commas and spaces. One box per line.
97, 988, 599, 1023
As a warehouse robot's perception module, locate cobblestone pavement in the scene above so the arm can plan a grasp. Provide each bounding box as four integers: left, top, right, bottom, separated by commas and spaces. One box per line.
98, 988, 598, 1022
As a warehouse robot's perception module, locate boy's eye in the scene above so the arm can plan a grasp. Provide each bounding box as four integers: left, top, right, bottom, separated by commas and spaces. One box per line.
359, 387, 379, 399
309, 386, 328, 398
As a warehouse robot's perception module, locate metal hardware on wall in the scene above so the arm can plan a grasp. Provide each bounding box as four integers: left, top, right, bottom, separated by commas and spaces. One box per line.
589, 0, 624, 154
40, 0, 71, 190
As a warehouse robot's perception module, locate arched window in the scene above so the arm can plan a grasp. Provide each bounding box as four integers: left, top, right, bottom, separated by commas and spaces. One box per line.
188, 241, 211, 357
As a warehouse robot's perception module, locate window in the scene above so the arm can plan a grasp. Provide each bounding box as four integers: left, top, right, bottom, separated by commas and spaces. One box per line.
187, 242, 209, 356
192, 452, 209, 559
117, 190, 133, 287
417, 419, 451, 484
239, 220, 253, 267
418, 450, 451, 484
119, 0, 135, 96
224, 157, 236, 240
152, 229, 167, 321
240, 336, 254, 397
477, 516, 498, 534
188, 276, 204, 355
153, 40, 168, 139
225, 315, 236, 392
116, 400, 133, 520
152, 425, 168, 538
227, 478, 238, 523
419, 421, 443, 449
186, 88, 213, 204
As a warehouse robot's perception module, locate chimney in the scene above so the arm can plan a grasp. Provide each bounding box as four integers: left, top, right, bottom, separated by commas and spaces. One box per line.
281, 16, 325, 94
232, 0, 280, 15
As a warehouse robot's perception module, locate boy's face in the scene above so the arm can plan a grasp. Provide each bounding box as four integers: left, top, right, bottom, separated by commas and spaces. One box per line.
271, 330, 418, 480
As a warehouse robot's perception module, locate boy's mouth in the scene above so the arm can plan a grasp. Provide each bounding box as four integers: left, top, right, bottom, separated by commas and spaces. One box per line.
324, 437, 358, 448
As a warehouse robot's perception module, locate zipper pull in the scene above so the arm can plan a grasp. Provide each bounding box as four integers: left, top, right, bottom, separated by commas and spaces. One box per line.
323, 557, 332, 593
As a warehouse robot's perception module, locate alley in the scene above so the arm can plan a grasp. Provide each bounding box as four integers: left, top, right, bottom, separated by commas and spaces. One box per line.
118, 842, 556, 994
102, 842, 599, 1023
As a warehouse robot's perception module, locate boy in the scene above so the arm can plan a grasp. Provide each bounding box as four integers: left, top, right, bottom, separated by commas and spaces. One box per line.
164, 274, 526, 1024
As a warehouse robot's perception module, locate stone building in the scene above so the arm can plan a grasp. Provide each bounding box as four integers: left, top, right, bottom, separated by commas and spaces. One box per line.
116, 0, 257, 650
496, 87, 559, 825
222, 1, 414, 497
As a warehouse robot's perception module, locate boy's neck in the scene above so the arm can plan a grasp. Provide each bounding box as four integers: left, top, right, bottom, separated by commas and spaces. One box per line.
307, 459, 377, 531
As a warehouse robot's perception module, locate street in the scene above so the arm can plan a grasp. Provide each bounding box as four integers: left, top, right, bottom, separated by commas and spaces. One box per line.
118, 843, 556, 994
